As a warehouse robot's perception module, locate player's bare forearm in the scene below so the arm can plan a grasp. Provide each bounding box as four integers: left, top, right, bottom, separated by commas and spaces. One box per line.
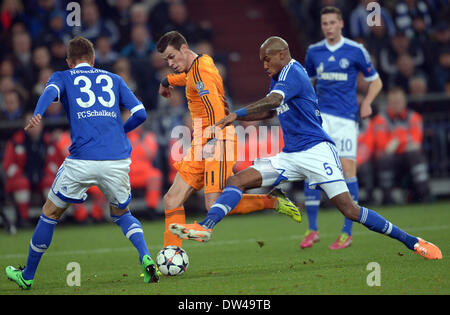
24, 114, 42, 131
360, 77, 383, 119
241, 93, 283, 118
365, 77, 383, 102
237, 111, 276, 121
215, 93, 282, 129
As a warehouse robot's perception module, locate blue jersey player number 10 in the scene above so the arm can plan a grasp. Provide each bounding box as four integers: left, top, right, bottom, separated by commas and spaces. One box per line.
300, 6, 383, 250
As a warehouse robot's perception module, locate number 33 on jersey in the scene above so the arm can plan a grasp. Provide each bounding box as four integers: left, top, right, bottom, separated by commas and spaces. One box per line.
45, 63, 144, 160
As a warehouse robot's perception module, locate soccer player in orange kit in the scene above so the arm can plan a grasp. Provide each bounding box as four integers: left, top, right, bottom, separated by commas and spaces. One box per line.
156, 31, 301, 247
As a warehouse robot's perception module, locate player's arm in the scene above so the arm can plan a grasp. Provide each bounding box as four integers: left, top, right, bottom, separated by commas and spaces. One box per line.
360, 77, 382, 119
159, 73, 187, 98
119, 76, 147, 133
355, 45, 383, 119
123, 105, 147, 133
215, 93, 282, 129
25, 76, 62, 131
235, 110, 276, 121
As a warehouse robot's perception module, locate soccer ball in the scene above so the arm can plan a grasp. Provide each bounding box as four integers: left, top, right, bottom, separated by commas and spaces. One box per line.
156, 246, 189, 276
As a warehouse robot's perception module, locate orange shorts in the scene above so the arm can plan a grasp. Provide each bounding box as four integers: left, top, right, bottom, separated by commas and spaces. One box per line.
174, 139, 237, 194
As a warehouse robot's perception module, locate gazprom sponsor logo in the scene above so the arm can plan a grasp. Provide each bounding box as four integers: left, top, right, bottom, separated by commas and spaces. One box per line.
317, 72, 348, 81
316, 62, 348, 81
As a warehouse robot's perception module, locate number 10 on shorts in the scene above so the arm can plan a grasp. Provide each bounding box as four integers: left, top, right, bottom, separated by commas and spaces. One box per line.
340, 139, 353, 152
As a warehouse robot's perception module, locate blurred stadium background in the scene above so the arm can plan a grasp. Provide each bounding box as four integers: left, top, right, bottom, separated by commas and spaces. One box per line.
0, 0, 449, 232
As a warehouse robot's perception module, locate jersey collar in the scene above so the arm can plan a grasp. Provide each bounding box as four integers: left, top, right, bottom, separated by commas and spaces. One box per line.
325, 36, 345, 52
187, 54, 203, 74
75, 62, 91, 68
274, 59, 296, 81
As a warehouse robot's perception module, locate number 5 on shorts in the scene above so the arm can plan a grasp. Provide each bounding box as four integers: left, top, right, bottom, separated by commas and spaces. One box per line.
323, 162, 333, 175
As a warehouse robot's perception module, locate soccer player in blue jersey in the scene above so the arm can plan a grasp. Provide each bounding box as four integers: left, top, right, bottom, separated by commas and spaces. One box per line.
167, 36, 442, 261
300, 6, 383, 250
5, 36, 161, 289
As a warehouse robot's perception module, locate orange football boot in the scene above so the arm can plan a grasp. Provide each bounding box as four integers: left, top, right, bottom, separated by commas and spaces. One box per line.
169, 221, 212, 242
414, 238, 442, 260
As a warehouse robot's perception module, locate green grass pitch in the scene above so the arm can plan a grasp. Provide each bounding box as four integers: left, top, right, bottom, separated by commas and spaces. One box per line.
1, 201, 449, 295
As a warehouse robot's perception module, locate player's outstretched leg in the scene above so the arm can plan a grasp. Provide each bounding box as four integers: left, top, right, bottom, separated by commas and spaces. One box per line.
230, 194, 276, 215
5, 266, 33, 290
111, 209, 160, 282
330, 177, 358, 250
170, 168, 275, 243
332, 193, 442, 259
164, 206, 185, 247
5, 208, 59, 289
169, 221, 212, 242
141, 255, 161, 283
269, 188, 302, 223
169, 189, 301, 242
358, 206, 442, 259
170, 185, 244, 242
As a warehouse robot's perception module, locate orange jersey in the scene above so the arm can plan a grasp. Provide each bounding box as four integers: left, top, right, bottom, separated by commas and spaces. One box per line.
167, 54, 234, 145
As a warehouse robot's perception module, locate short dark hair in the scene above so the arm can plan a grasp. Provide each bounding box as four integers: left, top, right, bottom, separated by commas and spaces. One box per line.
320, 6, 343, 20
67, 36, 94, 64
156, 31, 188, 53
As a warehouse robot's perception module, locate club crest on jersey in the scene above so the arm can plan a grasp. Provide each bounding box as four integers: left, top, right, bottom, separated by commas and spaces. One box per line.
196, 81, 205, 92
339, 58, 349, 69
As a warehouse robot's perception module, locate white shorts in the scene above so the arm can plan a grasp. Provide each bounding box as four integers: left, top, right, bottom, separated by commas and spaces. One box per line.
48, 158, 132, 209
321, 113, 358, 160
250, 142, 348, 199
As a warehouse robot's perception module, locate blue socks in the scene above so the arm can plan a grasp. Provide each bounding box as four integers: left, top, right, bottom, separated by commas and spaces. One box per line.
200, 186, 243, 229
23, 215, 58, 280
23, 211, 151, 281
303, 176, 417, 250
304, 182, 320, 231
111, 211, 150, 262
358, 207, 418, 250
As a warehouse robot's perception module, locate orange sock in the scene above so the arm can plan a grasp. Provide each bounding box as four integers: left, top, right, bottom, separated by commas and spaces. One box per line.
229, 194, 276, 215
164, 206, 185, 247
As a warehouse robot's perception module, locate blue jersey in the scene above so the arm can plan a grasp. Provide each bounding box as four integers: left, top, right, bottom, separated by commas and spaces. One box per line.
269, 59, 334, 153
45, 63, 143, 160
305, 37, 379, 121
